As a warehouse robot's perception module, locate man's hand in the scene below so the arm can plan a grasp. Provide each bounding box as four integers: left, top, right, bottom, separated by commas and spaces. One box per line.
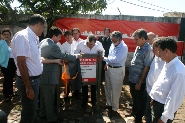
150, 100, 153, 107
26, 87, 34, 100
104, 64, 108, 71
99, 56, 104, 61
77, 54, 82, 59
135, 83, 141, 90
157, 119, 164, 123
54, 59, 63, 65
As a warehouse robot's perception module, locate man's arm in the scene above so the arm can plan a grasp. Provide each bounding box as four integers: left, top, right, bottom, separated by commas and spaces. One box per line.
135, 66, 150, 90
50, 44, 81, 61
17, 56, 34, 100
41, 57, 63, 65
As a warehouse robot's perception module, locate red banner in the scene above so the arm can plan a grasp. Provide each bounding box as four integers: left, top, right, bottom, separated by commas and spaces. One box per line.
55, 18, 184, 56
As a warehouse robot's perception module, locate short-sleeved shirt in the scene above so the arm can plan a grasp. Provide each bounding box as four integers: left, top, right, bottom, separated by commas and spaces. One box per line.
129, 42, 154, 83
74, 40, 104, 55
11, 27, 43, 76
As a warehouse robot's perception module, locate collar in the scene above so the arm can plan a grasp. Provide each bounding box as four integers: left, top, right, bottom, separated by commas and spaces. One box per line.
73, 38, 82, 42
27, 27, 39, 40
65, 41, 73, 44
114, 40, 123, 48
138, 42, 150, 50
165, 56, 178, 69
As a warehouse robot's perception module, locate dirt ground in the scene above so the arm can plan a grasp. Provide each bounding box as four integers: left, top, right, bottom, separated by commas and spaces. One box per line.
0, 71, 185, 123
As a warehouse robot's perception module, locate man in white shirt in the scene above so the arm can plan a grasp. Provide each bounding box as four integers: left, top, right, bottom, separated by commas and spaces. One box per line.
150, 38, 185, 123
61, 30, 81, 99
72, 28, 83, 44
61, 30, 76, 54
11, 14, 46, 123
75, 34, 104, 107
145, 39, 165, 123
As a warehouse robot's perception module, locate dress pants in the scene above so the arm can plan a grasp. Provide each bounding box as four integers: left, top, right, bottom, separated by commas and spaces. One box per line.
82, 85, 96, 103
1, 58, 16, 99
105, 66, 125, 111
129, 82, 146, 123
40, 84, 58, 122
152, 100, 174, 123
146, 93, 152, 123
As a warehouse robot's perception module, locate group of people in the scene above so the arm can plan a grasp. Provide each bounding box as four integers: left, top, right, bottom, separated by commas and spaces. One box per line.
0, 13, 185, 123
129, 29, 185, 123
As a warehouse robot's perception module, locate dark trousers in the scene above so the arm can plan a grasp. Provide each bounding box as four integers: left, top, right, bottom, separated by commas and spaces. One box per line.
146, 93, 152, 123
82, 85, 96, 103
101, 61, 106, 82
0, 58, 16, 99
129, 82, 146, 123
152, 100, 173, 123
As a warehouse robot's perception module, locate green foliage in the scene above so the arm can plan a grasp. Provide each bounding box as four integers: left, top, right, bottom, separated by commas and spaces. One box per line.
0, 0, 107, 34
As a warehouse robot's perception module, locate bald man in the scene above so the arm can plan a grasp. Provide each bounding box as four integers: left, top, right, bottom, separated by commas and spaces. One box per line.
147, 32, 156, 46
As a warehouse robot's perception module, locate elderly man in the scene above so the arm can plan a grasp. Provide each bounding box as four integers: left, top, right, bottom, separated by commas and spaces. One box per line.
145, 39, 165, 123
100, 31, 128, 116
147, 32, 156, 46
129, 29, 154, 123
75, 34, 104, 107
150, 38, 185, 123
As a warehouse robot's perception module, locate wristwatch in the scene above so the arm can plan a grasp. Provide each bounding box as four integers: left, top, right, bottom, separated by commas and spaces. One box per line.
137, 81, 142, 85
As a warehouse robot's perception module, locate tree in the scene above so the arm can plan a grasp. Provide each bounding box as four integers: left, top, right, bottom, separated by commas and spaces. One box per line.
0, 0, 107, 37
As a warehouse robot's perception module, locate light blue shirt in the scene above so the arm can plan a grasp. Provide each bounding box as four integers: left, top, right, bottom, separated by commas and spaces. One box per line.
104, 41, 128, 67
0, 40, 9, 68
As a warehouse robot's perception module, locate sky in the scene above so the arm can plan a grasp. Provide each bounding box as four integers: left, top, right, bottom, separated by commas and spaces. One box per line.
11, 0, 185, 17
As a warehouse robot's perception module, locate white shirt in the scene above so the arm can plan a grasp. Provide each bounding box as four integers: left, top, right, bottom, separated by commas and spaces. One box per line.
74, 40, 104, 55
8, 47, 14, 58
56, 42, 65, 53
11, 27, 43, 76
150, 57, 185, 122
61, 41, 77, 54
146, 56, 165, 94
73, 38, 83, 43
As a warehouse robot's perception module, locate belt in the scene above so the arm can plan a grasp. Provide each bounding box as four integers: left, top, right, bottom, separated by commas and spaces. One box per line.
153, 100, 164, 105
17, 75, 41, 80
108, 65, 122, 68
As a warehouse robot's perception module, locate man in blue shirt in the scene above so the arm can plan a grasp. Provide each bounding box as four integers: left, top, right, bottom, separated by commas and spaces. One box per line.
129, 29, 154, 123
100, 31, 128, 117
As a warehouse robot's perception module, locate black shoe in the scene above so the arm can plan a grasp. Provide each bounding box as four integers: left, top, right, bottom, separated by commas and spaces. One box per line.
4, 98, 11, 102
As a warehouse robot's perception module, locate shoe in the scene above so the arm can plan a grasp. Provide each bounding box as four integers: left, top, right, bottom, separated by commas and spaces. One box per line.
111, 110, 119, 118
4, 98, 11, 102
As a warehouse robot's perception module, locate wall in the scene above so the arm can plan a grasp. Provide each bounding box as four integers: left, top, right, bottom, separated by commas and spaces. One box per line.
0, 14, 183, 67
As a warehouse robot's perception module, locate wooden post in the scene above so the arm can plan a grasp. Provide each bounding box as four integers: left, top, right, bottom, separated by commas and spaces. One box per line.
96, 52, 102, 109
